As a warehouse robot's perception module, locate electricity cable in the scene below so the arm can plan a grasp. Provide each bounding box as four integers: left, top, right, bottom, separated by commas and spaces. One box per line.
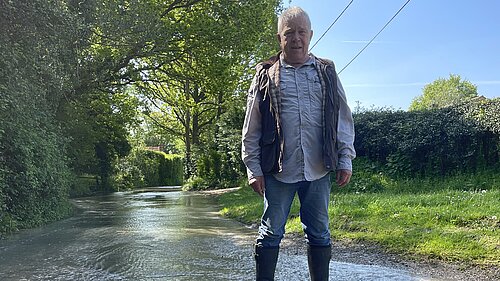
309, 0, 354, 51
338, 0, 411, 74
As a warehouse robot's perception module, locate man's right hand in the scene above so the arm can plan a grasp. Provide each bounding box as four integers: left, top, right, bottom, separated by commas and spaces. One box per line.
248, 176, 265, 197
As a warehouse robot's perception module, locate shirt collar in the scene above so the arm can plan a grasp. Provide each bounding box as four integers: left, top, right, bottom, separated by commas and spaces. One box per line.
279, 53, 316, 68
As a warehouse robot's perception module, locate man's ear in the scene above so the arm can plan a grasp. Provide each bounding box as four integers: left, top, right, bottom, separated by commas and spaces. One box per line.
309, 30, 314, 41
276, 33, 281, 44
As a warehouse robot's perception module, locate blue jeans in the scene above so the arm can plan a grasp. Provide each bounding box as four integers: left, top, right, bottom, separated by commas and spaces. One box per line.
256, 174, 331, 248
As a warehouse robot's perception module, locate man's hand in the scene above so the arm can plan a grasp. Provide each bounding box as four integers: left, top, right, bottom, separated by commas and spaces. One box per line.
249, 176, 265, 196
336, 170, 352, 187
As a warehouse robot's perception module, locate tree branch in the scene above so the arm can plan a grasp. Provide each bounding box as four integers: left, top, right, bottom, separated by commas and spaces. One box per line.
160, 0, 203, 19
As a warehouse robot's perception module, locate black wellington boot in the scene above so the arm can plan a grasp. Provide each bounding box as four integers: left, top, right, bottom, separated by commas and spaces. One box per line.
307, 244, 332, 281
254, 245, 279, 281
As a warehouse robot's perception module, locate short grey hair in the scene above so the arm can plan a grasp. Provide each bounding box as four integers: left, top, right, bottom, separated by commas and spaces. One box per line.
277, 6, 311, 33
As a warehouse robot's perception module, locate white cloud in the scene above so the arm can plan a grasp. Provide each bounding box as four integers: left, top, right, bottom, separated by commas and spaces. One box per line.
345, 82, 426, 88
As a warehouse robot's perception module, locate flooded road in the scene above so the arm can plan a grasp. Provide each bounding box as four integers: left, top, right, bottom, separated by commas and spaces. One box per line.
0, 190, 431, 280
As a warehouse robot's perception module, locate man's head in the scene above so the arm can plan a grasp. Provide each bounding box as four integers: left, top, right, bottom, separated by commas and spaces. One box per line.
277, 6, 313, 67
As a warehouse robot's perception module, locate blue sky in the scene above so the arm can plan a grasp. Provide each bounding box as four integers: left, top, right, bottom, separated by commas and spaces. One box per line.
287, 0, 500, 110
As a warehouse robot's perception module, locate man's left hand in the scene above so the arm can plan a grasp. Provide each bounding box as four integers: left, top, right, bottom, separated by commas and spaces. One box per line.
336, 169, 352, 187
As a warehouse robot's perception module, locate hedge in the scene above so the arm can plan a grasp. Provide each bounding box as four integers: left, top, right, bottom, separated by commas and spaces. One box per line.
114, 149, 183, 189
354, 97, 499, 177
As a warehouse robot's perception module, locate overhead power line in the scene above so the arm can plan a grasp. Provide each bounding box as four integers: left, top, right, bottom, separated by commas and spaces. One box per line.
338, 0, 412, 74
309, 0, 354, 51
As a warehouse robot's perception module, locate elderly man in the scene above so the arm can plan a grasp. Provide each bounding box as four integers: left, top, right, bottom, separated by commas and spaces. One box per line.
241, 6, 356, 281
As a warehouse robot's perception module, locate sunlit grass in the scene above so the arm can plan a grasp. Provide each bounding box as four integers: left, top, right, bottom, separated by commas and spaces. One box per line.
219, 187, 263, 224
327, 189, 499, 264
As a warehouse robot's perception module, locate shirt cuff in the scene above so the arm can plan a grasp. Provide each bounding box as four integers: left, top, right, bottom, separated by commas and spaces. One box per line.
337, 156, 352, 171
246, 167, 263, 181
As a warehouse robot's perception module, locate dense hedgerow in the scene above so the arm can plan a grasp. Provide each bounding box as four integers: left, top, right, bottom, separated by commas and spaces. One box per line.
114, 149, 183, 189
0, 0, 81, 234
354, 98, 499, 177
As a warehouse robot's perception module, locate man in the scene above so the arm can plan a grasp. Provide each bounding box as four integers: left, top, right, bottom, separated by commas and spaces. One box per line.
241, 6, 356, 281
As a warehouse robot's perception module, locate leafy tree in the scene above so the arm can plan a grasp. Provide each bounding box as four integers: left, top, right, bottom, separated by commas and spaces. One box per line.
0, 0, 84, 232
135, 0, 282, 181
409, 74, 478, 111
60, 87, 139, 191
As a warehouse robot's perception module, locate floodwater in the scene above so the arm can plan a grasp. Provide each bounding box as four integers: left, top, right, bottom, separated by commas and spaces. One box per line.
0, 189, 431, 280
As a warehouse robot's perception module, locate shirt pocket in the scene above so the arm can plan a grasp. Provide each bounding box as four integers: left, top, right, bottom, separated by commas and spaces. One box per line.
279, 82, 287, 93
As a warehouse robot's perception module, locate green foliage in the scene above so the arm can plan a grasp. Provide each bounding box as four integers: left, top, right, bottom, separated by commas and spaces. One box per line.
338, 157, 499, 194
455, 97, 500, 134
186, 103, 247, 190
159, 154, 184, 186
354, 98, 500, 177
0, 0, 80, 234
61, 87, 139, 192
68, 176, 99, 198
114, 148, 183, 190
410, 74, 478, 111
346, 158, 393, 193
133, 0, 282, 181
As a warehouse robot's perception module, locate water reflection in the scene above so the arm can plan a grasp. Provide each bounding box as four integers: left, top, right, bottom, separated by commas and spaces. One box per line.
0, 191, 430, 280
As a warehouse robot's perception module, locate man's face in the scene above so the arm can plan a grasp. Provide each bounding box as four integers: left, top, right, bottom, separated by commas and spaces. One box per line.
277, 16, 313, 66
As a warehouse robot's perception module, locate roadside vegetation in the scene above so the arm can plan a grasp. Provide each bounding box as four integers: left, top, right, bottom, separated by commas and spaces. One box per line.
218, 158, 500, 265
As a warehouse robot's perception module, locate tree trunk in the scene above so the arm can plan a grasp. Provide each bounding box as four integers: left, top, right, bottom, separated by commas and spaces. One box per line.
184, 80, 193, 178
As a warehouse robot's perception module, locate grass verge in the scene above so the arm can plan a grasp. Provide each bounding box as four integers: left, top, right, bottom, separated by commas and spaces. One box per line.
218, 163, 499, 265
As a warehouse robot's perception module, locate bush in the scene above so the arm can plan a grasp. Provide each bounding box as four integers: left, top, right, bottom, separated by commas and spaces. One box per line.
0, 125, 73, 232
114, 148, 183, 189
354, 98, 500, 177
160, 154, 184, 186
1, 0, 80, 234
340, 158, 392, 193
189, 128, 246, 190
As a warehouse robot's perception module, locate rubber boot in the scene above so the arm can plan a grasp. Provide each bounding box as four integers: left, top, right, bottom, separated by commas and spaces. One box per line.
254, 245, 279, 281
307, 244, 332, 281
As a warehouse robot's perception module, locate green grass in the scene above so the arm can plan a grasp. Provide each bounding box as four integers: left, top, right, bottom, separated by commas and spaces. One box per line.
217, 164, 500, 265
